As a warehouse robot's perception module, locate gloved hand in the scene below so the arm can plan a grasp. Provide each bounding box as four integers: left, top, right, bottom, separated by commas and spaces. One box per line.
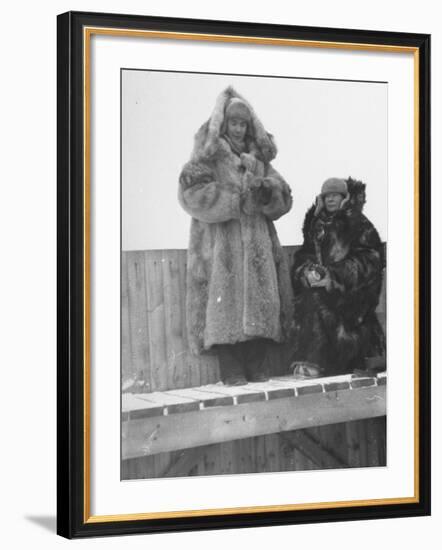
241, 175, 263, 215
259, 178, 274, 205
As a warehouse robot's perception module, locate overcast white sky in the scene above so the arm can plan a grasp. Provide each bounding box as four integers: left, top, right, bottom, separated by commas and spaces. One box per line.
122, 70, 387, 251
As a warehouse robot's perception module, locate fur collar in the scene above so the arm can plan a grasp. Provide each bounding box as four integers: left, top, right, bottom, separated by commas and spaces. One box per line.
191, 86, 277, 164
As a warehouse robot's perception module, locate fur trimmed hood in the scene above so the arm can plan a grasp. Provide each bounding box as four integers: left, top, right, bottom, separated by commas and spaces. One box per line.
191, 86, 277, 164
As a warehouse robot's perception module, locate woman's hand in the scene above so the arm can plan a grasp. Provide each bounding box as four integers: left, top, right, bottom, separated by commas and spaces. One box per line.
240, 174, 262, 214
301, 265, 332, 290
309, 267, 332, 291
241, 186, 262, 215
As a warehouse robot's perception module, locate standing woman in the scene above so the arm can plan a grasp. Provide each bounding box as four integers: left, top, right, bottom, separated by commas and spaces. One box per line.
178, 86, 293, 385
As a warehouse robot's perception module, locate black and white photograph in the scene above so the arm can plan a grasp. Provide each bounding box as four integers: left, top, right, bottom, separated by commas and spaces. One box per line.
121, 69, 387, 480
54, 7, 430, 540
0, 0, 435, 544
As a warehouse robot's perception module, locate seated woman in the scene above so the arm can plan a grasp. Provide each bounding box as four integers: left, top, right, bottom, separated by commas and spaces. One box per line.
178, 87, 293, 385
291, 177, 385, 376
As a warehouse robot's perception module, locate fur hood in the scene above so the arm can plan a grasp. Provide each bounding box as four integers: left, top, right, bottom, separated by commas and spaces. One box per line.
190, 86, 277, 164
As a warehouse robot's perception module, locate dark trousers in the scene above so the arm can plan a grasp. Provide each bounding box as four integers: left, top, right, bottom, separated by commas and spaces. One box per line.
215, 338, 271, 383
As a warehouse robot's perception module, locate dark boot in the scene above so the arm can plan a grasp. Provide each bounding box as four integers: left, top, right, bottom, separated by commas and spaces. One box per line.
244, 339, 270, 382
248, 369, 269, 383
217, 344, 247, 386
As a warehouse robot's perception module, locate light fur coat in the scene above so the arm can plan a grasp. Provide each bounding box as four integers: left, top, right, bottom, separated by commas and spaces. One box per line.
178, 87, 294, 355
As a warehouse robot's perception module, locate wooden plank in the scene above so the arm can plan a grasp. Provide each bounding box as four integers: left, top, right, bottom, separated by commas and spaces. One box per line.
177, 252, 193, 386
281, 430, 347, 469
123, 383, 386, 458
237, 438, 255, 474
122, 393, 164, 420
323, 381, 351, 391
279, 430, 299, 471
318, 423, 349, 469
314, 426, 331, 467
377, 416, 387, 466
198, 445, 214, 476
184, 251, 217, 386
263, 433, 280, 472
273, 373, 351, 384
309, 428, 323, 469
197, 354, 209, 387
160, 447, 208, 478
282, 430, 311, 468
153, 451, 174, 480
201, 445, 219, 477
122, 456, 151, 480
177, 253, 201, 388
121, 252, 132, 384
198, 383, 266, 404
161, 251, 175, 390
271, 374, 348, 394
358, 419, 369, 467
297, 442, 312, 471
365, 418, 379, 466
271, 376, 346, 396
197, 354, 219, 386
145, 251, 168, 391
136, 391, 200, 414
121, 457, 136, 480
241, 381, 295, 400
178, 250, 221, 388
218, 441, 235, 474
166, 387, 234, 408
126, 252, 151, 390
350, 377, 377, 389
162, 251, 189, 389
204, 355, 221, 385
254, 435, 267, 472
345, 420, 361, 467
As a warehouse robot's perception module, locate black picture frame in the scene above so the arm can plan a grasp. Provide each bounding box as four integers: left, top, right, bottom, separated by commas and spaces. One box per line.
57, 10, 431, 539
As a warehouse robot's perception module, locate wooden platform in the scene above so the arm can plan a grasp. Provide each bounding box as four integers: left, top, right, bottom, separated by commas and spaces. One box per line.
122, 372, 386, 459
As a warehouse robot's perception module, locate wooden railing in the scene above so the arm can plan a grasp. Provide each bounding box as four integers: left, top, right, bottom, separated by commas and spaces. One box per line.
122, 372, 386, 459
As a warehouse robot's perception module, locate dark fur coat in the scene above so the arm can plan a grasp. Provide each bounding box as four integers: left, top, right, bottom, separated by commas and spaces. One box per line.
291, 178, 385, 374
179, 87, 294, 355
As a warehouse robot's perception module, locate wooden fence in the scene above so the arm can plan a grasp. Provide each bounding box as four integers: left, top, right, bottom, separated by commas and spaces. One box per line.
121, 246, 386, 479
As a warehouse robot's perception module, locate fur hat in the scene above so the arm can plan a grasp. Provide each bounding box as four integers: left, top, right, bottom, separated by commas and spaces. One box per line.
224, 98, 252, 122
321, 177, 348, 196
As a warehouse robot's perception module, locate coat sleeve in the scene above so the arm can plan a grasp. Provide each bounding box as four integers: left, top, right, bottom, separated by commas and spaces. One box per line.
178, 160, 241, 223
327, 221, 383, 296
290, 207, 317, 291
291, 241, 317, 292
259, 164, 293, 221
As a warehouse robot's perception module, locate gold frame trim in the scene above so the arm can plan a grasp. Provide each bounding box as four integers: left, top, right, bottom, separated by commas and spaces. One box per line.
82, 27, 420, 524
